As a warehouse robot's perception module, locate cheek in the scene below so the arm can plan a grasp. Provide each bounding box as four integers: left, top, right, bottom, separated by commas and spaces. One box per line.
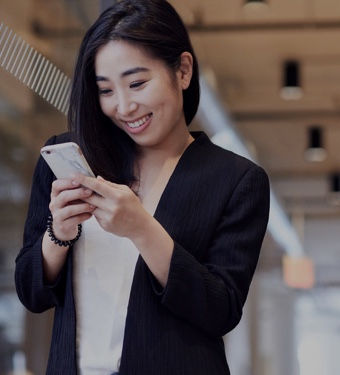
155, 80, 182, 107
99, 98, 112, 117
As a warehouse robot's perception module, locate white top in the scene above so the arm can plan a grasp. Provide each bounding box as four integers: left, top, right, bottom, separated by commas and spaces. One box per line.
73, 216, 139, 374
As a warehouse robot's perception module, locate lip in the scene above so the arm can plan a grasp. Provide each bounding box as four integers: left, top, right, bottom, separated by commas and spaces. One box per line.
124, 113, 152, 134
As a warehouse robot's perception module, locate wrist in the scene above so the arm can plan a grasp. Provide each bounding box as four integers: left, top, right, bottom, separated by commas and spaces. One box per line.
47, 214, 82, 247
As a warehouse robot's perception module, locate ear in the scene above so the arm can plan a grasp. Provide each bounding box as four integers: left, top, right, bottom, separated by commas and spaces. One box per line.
178, 52, 193, 90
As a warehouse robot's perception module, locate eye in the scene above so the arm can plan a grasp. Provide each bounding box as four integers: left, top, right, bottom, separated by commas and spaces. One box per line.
98, 88, 112, 96
130, 81, 146, 89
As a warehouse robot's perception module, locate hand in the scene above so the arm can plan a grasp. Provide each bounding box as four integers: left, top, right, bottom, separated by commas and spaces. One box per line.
74, 174, 175, 286
73, 175, 150, 239
49, 178, 95, 241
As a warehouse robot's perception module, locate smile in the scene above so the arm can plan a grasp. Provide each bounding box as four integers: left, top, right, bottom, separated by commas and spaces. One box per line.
126, 114, 152, 128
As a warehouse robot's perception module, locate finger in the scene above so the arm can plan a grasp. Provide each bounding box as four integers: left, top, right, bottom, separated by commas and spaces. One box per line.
51, 178, 81, 198
50, 186, 93, 212
58, 202, 95, 221
97, 175, 128, 190
52, 210, 93, 240
73, 174, 123, 196
51, 200, 95, 232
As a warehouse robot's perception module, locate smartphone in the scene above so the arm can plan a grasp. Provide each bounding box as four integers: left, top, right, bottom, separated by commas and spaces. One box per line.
40, 142, 95, 179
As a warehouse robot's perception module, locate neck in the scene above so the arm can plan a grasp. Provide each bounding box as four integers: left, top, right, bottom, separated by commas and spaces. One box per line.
137, 129, 194, 165
132, 130, 194, 208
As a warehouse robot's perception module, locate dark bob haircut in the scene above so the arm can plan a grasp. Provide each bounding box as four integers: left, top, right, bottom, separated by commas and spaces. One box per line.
68, 0, 200, 184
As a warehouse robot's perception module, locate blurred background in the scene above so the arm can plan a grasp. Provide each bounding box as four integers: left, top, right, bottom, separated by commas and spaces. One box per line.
1, 0, 340, 374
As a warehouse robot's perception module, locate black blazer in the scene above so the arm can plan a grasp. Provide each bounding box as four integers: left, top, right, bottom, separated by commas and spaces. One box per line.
15, 131, 270, 374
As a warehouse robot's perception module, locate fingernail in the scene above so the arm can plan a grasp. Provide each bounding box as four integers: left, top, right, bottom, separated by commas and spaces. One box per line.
84, 189, 92, 195
72, 180, 80, 186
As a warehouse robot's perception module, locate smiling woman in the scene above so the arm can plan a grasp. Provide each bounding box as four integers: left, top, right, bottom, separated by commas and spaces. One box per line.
14, 1, 270, 374
94, 40, 192, 148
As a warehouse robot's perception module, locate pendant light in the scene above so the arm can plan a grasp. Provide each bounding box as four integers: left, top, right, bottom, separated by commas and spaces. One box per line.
327, 174, 340, 206
280, 60, 303, 100
304, 126, 327, 162
244, 0, 267, 5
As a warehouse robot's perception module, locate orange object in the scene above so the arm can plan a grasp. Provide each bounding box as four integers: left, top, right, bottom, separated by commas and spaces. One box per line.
282, 255, 315, 289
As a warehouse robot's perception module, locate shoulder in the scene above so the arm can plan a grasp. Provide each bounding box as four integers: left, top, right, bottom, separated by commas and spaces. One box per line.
188, 131, 267, 180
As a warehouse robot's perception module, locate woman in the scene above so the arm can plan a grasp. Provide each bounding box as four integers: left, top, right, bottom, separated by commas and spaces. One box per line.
15, 0, 270, 374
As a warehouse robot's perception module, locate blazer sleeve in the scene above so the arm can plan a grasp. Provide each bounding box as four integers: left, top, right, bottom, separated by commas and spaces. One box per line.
158, 165, 270, 338
15, 135, 68, 313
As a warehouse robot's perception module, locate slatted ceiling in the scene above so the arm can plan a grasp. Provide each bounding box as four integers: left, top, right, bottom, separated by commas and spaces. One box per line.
0, 23, 71, 115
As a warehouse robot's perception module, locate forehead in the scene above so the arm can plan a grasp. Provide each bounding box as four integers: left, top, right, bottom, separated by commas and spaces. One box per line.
95, 40, 161, 73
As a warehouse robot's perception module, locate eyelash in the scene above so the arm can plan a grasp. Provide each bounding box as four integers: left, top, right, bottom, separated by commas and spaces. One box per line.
98, 81, 146, 96
98, 89, 112, 96
130, 81, 146, 89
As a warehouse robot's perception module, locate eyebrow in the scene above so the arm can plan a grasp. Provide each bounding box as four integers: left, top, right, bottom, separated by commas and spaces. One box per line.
96, 67, 150, 82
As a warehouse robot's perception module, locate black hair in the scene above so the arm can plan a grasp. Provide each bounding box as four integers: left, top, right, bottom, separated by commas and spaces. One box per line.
68, 0, 200, 185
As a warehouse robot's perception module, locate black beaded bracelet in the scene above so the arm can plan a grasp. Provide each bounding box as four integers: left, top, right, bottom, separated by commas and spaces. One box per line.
47, 214, 82, 247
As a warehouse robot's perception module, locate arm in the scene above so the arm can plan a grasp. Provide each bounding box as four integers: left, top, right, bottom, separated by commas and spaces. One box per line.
74, 162, 269, 338
15, 136, 94, 312
15, 140, 63, 313
73, 174, 174, 287
158, 166, 270, 338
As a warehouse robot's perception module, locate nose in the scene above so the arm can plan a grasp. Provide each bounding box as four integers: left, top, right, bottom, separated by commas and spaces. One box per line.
116, 92, 137, 116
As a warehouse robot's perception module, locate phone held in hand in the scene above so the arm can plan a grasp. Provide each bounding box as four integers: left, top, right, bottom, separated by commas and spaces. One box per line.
40, 142, 95, 179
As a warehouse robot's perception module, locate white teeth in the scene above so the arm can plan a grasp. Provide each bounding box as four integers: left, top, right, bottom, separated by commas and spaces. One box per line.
127, 115, 150, 128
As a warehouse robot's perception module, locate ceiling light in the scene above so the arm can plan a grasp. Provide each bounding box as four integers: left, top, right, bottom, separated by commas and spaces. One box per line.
331, 174, 340, 192
327, 174, 340, 206
280, 60, 303, 100
243, 0, 267, 6
304, 126, 327, 162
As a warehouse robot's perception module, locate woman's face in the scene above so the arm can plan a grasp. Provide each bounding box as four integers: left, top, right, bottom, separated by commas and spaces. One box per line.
94, 40, 192, 150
